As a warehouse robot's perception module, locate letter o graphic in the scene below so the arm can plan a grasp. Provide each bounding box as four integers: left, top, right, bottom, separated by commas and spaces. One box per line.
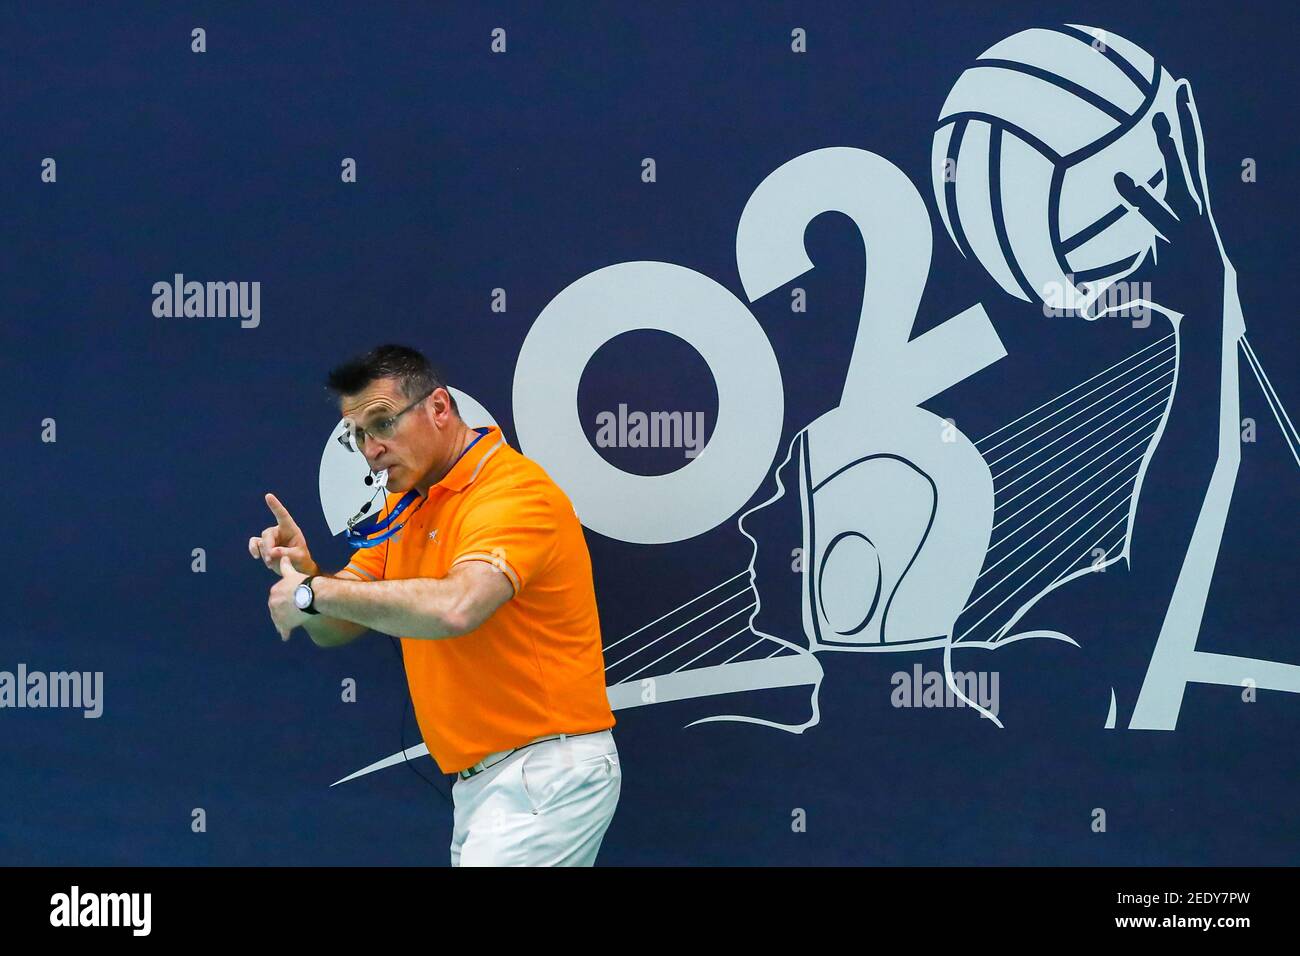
514, 261, 784, 543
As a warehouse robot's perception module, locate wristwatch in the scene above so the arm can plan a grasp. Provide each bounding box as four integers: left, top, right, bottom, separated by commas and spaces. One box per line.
293, 575, 321, 615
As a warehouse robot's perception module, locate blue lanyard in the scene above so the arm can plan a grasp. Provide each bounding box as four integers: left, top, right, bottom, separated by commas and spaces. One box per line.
344, 428, 491, 549
344, 488, 424, 549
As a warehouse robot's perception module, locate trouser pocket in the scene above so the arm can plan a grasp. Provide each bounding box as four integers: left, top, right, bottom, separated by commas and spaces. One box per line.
520, 747, 618, 814
519, 751, 543, 815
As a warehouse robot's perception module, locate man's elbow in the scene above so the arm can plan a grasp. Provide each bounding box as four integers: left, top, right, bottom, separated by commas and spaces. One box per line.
439, 600, 504, 638
437, 609, 475, 639
430, 569, 514, 638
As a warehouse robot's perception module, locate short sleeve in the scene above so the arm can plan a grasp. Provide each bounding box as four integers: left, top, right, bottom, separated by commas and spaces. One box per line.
450, 487, 557, 597
338, 535, 388, 582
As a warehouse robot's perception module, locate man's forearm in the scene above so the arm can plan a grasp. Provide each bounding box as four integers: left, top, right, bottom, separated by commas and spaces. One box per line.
300, 569, 367, 647
301, 613, 367, 648
310, 574, 466, 640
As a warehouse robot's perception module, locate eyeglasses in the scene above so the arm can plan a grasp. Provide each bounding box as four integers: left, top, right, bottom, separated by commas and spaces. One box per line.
336, 389, 434, 453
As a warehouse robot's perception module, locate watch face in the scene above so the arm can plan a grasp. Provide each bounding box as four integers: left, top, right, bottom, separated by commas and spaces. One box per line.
294, 583, 312, 610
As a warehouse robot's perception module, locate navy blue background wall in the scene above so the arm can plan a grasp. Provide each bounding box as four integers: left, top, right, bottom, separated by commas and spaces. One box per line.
4, 1, 1298, 865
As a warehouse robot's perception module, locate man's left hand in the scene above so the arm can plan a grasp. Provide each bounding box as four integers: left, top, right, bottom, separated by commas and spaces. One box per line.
268, 555, 311, 641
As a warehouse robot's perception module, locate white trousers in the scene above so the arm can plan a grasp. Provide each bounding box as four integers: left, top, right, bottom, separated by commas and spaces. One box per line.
450, 729, 621, 866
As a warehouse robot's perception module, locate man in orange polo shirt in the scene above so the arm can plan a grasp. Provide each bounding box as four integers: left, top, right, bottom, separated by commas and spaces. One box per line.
251, 343, 620, 866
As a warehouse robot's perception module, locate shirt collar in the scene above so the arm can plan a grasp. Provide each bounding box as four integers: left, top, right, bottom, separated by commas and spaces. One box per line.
431, 425, 504, 494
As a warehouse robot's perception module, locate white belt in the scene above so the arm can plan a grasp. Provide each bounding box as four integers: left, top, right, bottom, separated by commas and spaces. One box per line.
456, 730, 605, 780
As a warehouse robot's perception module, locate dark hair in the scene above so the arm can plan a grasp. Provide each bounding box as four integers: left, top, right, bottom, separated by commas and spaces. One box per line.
325, 343, 459, 414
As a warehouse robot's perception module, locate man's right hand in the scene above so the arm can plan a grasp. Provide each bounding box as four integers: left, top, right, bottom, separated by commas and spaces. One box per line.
249, 492, 319, 577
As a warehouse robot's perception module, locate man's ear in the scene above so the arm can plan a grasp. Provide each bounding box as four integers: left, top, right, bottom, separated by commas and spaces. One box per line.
429, 387, 455, 424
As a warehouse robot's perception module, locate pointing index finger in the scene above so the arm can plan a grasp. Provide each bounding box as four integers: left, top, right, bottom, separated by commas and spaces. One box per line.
265, 492, 298, 530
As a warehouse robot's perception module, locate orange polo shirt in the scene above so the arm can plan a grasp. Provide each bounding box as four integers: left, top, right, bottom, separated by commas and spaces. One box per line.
338, 425, 615, 773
